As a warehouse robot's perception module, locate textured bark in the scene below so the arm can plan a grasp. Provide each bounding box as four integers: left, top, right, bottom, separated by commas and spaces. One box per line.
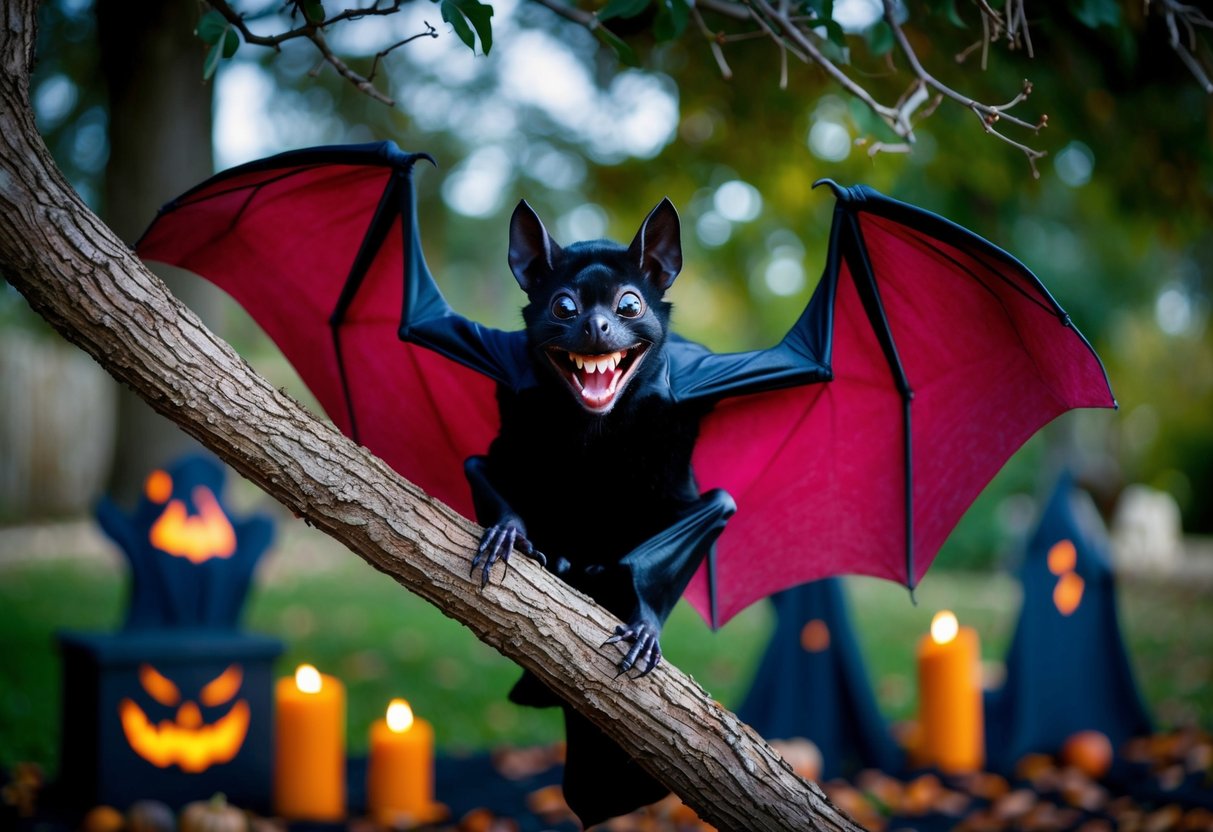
0, 4, 862, 830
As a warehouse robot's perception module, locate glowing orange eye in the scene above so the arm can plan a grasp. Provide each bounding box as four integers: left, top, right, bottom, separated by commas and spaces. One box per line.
145, 470, 173, 504
200, 665, 244, 707
1047, 539, 1077, 575
1054, 571, 1085, 616
800, 619, 831, 652
139, 664, 181, 707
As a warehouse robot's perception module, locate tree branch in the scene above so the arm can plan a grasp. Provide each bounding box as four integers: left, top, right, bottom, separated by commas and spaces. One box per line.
0, 2, 859, 830
205, 0, 435, 105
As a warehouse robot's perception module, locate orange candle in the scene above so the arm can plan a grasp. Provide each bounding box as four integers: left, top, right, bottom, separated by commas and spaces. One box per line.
367, 698, 439, 826
916, 611, 984, 773
274, 664, 346, 820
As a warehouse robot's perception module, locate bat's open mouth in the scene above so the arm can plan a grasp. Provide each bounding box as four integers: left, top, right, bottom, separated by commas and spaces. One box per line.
546, 344, 649, 413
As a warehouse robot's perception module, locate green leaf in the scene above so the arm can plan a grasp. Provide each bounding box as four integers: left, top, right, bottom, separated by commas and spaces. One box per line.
221, 27, 240, 58
924, 0, 967, 27
440, 1, 475, 51
865, 19, 893, 55
201, 20, 239, 79
593, 25, 640, 66
598, 0, 649, 21
653, 0, 689, 41
195, 9, 227, 45
1070, 0, 1120, 28
814, 18, 846, 47
303, 1, 326, 23
203, 37, 224, 80
439, 0, 494, 54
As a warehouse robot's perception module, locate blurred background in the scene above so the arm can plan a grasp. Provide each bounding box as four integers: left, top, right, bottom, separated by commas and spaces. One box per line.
1, 0, 1210, 779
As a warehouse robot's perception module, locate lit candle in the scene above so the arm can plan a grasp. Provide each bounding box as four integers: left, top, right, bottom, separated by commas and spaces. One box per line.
367, 698, 439, 826
916, 611, 984, 773
274, 664, 346, 820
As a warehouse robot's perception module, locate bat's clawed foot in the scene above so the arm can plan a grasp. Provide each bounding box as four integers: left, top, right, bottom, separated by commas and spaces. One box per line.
471, 522, 546, 588
603, 616, 663, 678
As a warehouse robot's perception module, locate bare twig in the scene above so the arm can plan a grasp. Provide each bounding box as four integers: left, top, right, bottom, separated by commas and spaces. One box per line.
204, 0, 423, 105
880, 0, 1046, 174
691, 6, 734, 81
1153, 0, 1213, 92
367, 23, 439, 84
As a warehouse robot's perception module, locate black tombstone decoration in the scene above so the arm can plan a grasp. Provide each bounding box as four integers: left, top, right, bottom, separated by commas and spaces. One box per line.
58, 454, 283, 810
984, 472, 1153, 774
737, 578, 904, 779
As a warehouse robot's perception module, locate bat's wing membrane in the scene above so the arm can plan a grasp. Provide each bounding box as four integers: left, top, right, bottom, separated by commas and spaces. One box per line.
681, 182, 1116, 626
136, 142, 525, 516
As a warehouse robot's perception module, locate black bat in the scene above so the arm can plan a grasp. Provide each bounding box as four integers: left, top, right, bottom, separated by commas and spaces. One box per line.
136, 142, 1115, 824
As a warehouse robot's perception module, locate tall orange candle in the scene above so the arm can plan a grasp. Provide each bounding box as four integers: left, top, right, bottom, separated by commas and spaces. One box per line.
916, 611, 984, 773
367, 698, 441, 826
274, 664, 346, 820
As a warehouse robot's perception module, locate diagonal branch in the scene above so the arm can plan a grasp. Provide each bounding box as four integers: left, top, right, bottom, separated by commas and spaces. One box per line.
0, 2, 859, 830
205, 0, 435, 105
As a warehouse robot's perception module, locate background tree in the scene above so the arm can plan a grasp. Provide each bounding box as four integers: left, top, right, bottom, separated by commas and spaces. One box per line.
19, 1, 1212, 542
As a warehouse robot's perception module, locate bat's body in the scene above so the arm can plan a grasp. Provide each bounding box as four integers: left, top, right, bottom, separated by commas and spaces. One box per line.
455, 211, 740, 820
136, 142, 1117, 827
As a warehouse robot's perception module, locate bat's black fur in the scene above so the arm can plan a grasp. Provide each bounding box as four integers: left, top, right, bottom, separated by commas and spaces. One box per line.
465, 201, 735, 825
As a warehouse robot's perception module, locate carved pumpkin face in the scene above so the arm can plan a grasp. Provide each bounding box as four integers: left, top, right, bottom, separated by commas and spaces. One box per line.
144, 469, 236, 563
119, 663, 250, 773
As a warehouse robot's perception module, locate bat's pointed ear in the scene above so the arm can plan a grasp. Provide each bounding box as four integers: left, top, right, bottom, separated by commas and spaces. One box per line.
628, 197, 682, 292
508, 200, 562, 293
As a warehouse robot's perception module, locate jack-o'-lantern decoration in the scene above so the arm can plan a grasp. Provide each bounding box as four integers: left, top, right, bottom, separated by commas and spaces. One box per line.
144, 469, 237, 564
119, 663, 250, 773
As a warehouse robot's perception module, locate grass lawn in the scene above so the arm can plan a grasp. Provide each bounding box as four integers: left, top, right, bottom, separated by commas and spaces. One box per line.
1, 523, 1210, 777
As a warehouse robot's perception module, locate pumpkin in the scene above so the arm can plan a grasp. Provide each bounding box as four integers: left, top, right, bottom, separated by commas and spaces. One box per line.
82, 805, 126, 832
1061, 730, 1114, 779
127, 799, 176, 832
118, 663, 250, 773
179, 794, 246, 832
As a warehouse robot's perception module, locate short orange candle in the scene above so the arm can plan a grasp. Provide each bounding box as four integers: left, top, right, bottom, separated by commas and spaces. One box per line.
367, 698, 438, 826
274, 664, 346, 820
916, 611, 984, 773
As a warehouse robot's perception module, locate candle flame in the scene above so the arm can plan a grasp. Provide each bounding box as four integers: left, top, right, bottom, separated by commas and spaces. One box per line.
295, 664, 322, 694
386, 698, 414, 733
930, 611, 959, 645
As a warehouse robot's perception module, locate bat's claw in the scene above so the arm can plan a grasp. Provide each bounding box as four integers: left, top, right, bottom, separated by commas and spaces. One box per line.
603, 620, 662, 679
471, 522, 544, 586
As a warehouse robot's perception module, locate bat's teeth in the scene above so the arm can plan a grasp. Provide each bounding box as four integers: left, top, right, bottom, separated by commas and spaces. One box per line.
566, 351, 627, 376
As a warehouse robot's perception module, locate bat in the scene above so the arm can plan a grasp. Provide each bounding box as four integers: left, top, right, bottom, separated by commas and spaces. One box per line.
136, 141, 1115, 823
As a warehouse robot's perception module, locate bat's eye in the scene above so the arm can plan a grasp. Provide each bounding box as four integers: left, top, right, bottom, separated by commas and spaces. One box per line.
551, 294, 578, 320
616, 292, 643, 318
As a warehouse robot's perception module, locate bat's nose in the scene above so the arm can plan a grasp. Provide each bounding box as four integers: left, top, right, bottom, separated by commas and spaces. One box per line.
584, 313, 611, 340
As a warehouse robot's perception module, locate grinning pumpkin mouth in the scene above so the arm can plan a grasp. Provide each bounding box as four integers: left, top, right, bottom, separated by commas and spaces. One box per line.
545, 344, 649, 414
118, 697, 250, 773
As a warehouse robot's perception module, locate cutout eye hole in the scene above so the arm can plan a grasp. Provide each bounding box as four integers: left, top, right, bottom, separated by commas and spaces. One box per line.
139, 664, 181, 707
552, 294, 578, 320
616, 292, 644, 318
200, 665, 244, 707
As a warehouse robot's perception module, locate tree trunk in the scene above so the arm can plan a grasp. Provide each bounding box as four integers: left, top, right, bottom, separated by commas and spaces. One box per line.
0, 4, 863, 830
96, 0, 222, 503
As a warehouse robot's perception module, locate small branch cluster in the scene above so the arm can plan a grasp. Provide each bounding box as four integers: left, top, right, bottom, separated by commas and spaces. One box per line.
205, 0, 437, 105
1152, 0, 1213, 93
956, 0, 1034, 68
675, 0, 1048, 174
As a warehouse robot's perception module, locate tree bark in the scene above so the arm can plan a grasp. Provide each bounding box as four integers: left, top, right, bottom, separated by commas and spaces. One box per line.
0, 4, 862, 830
